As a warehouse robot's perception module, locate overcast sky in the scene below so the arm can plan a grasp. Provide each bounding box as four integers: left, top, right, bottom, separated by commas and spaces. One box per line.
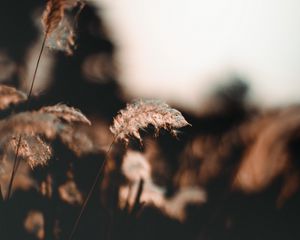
92, 0, 300, 112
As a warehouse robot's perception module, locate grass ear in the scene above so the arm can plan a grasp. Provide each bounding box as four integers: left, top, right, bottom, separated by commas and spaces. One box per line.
42, 0, 84, 55
110, 99, 190, 144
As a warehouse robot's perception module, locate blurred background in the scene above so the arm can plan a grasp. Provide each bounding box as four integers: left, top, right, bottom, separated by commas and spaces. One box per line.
92, 0, 300, 112
1, 0, 300, 240
1, 0, 300, 112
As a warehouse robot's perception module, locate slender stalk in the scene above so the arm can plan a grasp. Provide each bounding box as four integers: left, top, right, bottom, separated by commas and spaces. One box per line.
28, 32, 48, 100
5, 135, 22, 200
5, 31, 48, 201
68, 137, 116, 240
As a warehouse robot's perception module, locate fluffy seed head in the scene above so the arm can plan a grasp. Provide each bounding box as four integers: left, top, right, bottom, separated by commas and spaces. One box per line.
7, 135, 52, 168
42, 0, 77, 34
41, 0, 82, 54
110, 99, 190, 144
0, 102, 92, 167
40, 104, 91, 125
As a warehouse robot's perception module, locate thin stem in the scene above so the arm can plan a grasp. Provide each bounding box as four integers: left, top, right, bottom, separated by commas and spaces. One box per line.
68, 137, 116, 240
5, 31, 48, 201
28, 31, 48, 100
5, 135, 22, 201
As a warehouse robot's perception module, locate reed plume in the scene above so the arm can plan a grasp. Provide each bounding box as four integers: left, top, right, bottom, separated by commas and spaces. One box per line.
40, 104, 91, 125
0, 101, 92, 168
40, 104, 95, 156
41, 0, 83, 54
69, 99, 190, 239
110, 99, 190, 144
6, 135, 52, 168
3, 0, 84, 201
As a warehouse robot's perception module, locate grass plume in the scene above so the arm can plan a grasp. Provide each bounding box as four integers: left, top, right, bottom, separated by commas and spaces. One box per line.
110, 99, 190, 144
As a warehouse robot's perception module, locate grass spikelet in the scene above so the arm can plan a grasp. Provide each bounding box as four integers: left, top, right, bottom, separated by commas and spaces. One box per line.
7, 135, 52, 168
0, 112, 61, 140
0, 106, 92, 161
45, 15, 76, 55
0, 85, 27, 110
42, 0, 77, 35
110, 99, 190, 144
40, 104, 91, 125
41, 0, 83, 54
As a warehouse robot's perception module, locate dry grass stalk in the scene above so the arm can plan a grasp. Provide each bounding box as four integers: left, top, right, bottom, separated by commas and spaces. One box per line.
68, 100, 190, 239
110, 99, 190, 144
42, 0, 78, 35
0, 158, 35, 197
0, 104, 92, 168
41, 0, 83, 54
7, 135, 52, 168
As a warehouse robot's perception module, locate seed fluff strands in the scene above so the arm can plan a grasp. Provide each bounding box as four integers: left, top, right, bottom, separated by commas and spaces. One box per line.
0, 106, 92, 168
4, 0, 82, 200
41, 0, 83, 54
7, 135, 52, 168
0, 106, 91, 140
40, 104, 91, 125
110, 99, 191, 144
42, 0, 80, 34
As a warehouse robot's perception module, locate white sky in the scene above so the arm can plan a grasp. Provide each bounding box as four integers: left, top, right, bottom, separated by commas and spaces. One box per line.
92, 0, 300, 112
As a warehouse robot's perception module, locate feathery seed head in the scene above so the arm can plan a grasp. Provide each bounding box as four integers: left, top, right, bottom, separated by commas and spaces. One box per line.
110, 99, 190, 144
0, 102, 92, 167
41, 0, 82, 54
40, 104, 91, 125
7, 135, 52, 168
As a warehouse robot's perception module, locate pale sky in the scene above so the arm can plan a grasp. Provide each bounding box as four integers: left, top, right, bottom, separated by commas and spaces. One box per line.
92, 0, 300, 112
